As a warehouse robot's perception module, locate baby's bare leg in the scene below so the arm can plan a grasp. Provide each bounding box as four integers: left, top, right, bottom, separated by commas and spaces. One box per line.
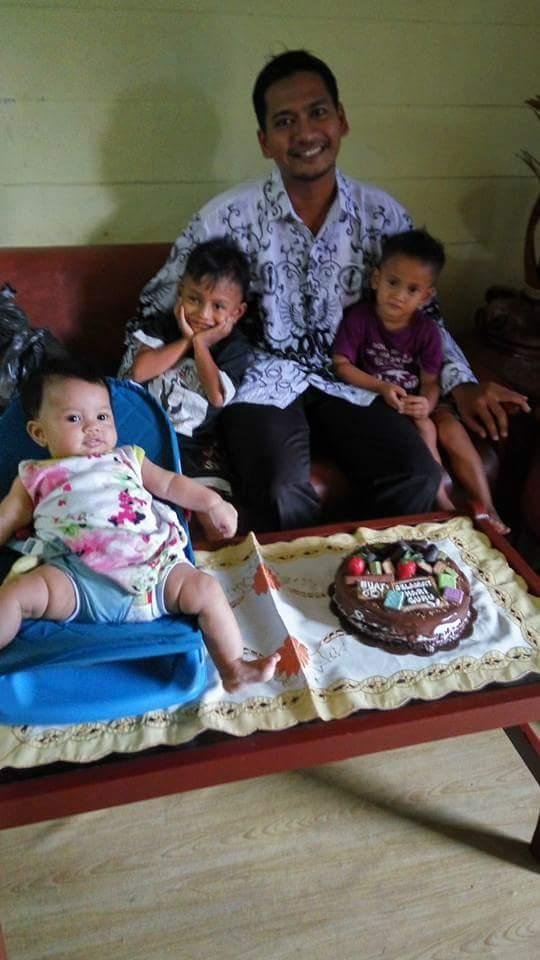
432, 406, 509, 533
414, 416, 455, 511
164, 563, 280, 692
0, 565, 77, 649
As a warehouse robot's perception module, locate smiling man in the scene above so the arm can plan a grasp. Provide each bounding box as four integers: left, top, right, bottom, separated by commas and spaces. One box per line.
123, 49, 528, 532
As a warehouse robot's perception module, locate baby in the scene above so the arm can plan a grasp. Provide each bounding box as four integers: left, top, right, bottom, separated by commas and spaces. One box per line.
0, 360, 280, 691
332, 229, 508, 532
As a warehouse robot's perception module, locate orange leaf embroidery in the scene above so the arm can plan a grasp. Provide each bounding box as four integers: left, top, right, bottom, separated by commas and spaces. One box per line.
276, 635, 310, 678
253, 562, 281, 595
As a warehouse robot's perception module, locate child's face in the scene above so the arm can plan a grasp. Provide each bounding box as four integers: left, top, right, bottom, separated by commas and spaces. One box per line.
174, 274, 246, 336
27, 377, 117, 458
371, 255, 435, 328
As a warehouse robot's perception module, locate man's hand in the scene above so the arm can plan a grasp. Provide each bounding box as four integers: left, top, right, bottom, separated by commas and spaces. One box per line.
401, 395, 430, 420
379, 381, 407, 412
452, 381, 530, 441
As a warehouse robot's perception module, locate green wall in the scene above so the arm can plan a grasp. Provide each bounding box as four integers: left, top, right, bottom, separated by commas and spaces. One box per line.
2, 0, 539, 331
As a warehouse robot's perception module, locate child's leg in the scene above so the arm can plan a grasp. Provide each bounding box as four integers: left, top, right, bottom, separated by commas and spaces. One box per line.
432, 406, 509, 533
0, 565, 77, 649
164, 563, 280, 692
413, 416, 455, 512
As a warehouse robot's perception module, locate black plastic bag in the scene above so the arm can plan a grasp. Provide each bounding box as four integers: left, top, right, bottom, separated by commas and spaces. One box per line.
0, 283, 67, 410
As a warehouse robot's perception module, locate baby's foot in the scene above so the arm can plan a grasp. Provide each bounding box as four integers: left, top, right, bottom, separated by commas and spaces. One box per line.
221, 652, 281, 693
476, 506, 510, 535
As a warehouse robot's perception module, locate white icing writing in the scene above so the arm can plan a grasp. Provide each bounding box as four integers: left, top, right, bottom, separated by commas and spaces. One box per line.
394, 576, 444, 609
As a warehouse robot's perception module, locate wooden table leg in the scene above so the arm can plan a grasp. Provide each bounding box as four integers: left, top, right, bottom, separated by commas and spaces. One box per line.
531, 813, 540, 862
0, 925, 8, 960
504, 724, 540, 861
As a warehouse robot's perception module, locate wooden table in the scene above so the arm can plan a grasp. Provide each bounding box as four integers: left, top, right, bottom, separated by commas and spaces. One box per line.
1, 511, 539, 858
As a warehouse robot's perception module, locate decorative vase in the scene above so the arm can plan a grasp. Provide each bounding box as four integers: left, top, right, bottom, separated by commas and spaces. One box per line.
524, 194, 540, 299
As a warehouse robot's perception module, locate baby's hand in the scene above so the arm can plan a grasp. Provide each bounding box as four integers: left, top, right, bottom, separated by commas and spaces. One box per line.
401, 395, 430, 419
205, 499, 238, 540
379, 381, 407, 411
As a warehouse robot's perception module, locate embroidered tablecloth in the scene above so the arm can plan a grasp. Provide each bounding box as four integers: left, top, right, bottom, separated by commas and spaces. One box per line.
1, 516, 538, 769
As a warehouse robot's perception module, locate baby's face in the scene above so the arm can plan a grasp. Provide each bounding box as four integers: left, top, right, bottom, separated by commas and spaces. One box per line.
174, 274, 246, 336
27, 377, 117, 458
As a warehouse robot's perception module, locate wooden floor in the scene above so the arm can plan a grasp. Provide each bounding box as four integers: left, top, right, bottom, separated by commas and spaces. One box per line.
1, 729, 538, 960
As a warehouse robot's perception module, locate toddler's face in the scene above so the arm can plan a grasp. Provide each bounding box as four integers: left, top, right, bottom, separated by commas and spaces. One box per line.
27, 377, 117, 458
174, 274, 246, 336
372, 255, 434, 328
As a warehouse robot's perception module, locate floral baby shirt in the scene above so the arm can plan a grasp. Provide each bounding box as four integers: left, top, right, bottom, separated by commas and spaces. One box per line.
18, 445, 188, 596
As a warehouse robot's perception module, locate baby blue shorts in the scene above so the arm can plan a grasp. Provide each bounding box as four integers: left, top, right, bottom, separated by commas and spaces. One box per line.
47, 552, 189, 624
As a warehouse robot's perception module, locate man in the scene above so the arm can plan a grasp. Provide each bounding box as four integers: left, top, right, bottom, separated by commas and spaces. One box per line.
124, 50, 529, 532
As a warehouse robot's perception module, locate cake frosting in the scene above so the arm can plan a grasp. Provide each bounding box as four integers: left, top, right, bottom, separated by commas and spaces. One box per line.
330, 539, 475, 655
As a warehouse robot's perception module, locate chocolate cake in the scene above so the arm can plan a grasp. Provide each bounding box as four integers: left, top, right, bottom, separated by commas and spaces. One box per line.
330, 539, 474, 655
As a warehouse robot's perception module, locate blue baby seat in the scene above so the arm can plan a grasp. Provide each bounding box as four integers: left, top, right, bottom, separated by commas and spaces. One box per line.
0, 379, 207, 724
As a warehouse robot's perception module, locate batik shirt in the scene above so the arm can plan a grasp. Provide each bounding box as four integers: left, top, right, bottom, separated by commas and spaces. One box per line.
19, 446, 187, 596
121, 167, 475, 408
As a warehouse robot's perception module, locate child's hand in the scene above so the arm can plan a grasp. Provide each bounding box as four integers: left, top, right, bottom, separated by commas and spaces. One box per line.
379, 381, 407, 411
205, 499, 238, 539
175, 303, 195, 341
401, 395, 430, 420
194, 315, 235, 348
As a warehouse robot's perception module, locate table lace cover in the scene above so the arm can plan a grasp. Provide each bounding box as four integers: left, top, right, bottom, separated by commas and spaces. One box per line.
1, 516, 538, 769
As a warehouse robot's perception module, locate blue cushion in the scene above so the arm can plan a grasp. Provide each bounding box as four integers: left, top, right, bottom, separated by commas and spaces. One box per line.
0, 379, 207, 724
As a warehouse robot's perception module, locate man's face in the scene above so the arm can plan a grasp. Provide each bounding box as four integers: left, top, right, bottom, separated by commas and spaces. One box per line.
257, 71, 349, 187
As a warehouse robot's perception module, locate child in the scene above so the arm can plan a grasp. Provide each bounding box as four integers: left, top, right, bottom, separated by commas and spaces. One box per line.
125, 237, 253, 503
332, 229, 509, 533
0, 360, 280, 691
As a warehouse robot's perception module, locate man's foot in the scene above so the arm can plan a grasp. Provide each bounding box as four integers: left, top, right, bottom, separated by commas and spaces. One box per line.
221, 652, 281, 693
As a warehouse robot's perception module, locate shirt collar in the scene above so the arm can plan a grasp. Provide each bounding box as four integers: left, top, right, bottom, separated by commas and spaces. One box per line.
335, 169, 362, 223
263, 166, 360, 225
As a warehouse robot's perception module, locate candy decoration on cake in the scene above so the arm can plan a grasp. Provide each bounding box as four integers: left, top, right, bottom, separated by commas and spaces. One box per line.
330, 539, 475, 655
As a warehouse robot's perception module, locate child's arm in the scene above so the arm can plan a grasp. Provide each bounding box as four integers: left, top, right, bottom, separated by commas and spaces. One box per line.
131, 302, 195, 383
420, 370, 441, 412
401, 370, 441, 420
141, 457, 237, 539
332, 353, 407, 411
0, 478, 34, 547
130, 339, 192, 384
192, 319, 238, 407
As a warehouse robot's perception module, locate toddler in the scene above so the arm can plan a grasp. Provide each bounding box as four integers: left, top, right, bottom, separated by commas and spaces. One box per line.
332, 229, 508, 533
0, 360, 280, 691
126, 237, 252, 506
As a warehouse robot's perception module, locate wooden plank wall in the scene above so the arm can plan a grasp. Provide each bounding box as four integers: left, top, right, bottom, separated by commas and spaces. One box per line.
1, 0, 539, 332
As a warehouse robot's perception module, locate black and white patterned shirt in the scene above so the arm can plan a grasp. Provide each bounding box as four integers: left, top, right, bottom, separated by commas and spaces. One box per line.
124, 167, 475, 408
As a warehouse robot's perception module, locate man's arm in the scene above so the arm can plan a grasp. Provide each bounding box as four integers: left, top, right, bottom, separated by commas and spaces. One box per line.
424, 305, 530, 440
